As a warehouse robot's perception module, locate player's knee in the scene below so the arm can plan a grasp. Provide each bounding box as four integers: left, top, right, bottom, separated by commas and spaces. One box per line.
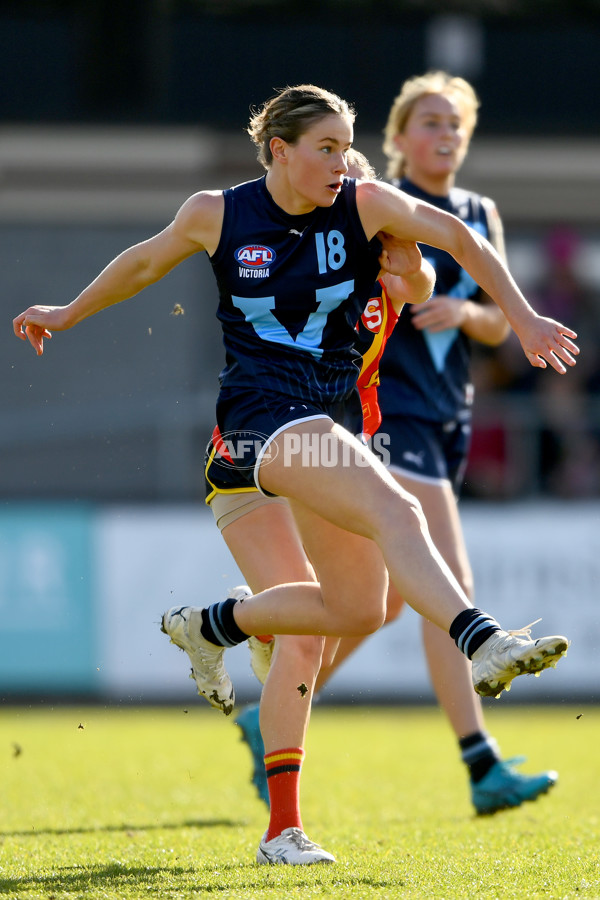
275, 634, 324, 671
376, 484, 426, 539
346, 603, 386, 636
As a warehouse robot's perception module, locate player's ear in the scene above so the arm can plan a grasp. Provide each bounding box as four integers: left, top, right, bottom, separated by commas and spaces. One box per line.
270, 136, 289, 164
393, 133, 406, 155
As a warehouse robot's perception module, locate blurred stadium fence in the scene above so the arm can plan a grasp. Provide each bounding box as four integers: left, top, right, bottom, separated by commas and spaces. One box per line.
0, 501, 598, 704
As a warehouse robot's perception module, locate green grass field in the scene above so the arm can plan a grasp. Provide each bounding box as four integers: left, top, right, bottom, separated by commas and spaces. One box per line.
1, 704, 598, 899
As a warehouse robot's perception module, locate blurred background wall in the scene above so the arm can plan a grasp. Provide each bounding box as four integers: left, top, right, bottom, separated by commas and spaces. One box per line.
1, 0, 599, 702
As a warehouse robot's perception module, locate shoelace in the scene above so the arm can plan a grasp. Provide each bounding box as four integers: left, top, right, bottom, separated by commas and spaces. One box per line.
195, 642, 227, 675
287, 829, 320, 851
507, 618, 541, 639
503, 755, 527, 768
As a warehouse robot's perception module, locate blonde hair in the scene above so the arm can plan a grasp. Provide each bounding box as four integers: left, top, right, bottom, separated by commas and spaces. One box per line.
346, 147, 376, 180
247, 84, 355, 170
382, 71, 480, 179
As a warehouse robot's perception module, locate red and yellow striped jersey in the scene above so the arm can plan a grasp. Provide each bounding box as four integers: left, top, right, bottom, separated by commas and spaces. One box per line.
356, 281, 399, 437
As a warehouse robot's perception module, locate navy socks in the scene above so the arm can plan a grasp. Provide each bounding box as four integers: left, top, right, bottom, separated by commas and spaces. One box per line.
200, 597, 250, 647
459, 731, 500, 783
450, 608, 502, 659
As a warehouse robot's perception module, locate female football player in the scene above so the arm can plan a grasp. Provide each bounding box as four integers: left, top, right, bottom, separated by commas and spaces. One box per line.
317, 73, 559, 816
14, 84, 576, 864
232, 128, 558, 862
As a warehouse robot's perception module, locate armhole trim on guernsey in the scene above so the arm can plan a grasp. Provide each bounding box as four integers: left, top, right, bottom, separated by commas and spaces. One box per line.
208, 187, 232, 265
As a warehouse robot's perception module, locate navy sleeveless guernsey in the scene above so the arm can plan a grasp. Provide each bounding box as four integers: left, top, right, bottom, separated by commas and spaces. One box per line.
377, 177, 491, 424
209, 175, 382, 406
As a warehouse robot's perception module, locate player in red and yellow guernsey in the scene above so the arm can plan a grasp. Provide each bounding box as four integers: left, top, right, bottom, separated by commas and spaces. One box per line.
356, 280, 400, 438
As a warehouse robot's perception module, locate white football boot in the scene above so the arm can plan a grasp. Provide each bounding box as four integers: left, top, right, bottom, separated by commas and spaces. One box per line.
248, 635, 275, 685
471, 622, 569, 699
257, 827, 335, 865
161, 585, 252, 716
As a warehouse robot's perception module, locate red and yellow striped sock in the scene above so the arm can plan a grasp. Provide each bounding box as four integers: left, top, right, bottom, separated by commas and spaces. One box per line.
264, 747, 305, 841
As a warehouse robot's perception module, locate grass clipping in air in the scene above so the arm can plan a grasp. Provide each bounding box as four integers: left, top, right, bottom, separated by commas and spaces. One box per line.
1, 705, 598, 898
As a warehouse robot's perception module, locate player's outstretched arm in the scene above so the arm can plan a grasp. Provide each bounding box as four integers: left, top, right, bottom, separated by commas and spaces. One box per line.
358, 180, 580, 373
13, 191, 223, 356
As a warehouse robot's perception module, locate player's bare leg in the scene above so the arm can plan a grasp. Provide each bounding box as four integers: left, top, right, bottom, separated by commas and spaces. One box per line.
163, 420, 569, 710
242, 419, 468, 635
315, 468, 559, 812
221, 502, 322, 801
196, 500, 333, 863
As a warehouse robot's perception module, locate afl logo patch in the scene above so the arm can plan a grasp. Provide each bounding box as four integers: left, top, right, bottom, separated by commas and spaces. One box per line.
235, 245, 275, 268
